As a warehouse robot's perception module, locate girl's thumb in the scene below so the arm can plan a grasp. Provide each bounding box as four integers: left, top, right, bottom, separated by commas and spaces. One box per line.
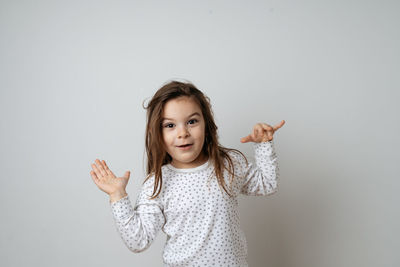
124, 171, 131, 179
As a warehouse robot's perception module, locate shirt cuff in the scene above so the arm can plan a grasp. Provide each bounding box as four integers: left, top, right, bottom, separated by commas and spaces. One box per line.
253, 140, 275, 154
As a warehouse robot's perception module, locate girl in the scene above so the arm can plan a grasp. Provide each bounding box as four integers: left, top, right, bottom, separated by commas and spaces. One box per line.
90, 80, 285, 267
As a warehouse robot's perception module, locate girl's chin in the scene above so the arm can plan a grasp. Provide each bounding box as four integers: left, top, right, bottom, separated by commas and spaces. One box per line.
171, 155, 207, 168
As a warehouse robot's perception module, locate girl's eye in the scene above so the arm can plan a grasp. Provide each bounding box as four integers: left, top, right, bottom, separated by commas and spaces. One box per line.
164, 123, 174, 128
188, 119, 198, 125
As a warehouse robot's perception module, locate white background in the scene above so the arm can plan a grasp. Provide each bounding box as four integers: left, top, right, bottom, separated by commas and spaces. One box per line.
0, 0, 399, 266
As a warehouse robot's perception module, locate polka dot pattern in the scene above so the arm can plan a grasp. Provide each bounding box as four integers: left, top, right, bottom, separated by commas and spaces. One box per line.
110, 140, 279, 266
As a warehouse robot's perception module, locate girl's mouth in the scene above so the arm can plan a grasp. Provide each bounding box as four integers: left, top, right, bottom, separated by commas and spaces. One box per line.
177, 144, 193, 150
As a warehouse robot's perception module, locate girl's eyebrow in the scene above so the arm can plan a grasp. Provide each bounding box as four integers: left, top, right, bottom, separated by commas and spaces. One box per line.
162, 112, 201, 122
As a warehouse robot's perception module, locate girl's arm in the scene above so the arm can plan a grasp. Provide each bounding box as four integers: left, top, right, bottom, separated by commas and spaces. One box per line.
239, 140, 279, 196
238, 120, 284, 196
110, 176, 165, 253
90, 160, 164, 253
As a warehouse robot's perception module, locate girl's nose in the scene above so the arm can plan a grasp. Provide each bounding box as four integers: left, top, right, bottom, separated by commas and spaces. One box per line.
177, 125, 190, 138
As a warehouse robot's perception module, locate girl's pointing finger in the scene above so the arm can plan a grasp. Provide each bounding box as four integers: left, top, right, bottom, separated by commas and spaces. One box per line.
273, 120, 285, 131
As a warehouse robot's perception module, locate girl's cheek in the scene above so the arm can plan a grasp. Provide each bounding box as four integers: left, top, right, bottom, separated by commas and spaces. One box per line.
164, 131, 174, 141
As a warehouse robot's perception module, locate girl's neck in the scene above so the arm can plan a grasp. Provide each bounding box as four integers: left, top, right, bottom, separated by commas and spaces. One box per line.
170, 153, 209, 169
168, 156, 210, 172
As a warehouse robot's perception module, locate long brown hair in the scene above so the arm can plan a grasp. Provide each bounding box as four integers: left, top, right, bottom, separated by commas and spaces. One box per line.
143, 80, 248, 199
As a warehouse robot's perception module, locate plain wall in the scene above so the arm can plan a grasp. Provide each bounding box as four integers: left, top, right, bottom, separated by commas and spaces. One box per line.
0, 0, 399, 266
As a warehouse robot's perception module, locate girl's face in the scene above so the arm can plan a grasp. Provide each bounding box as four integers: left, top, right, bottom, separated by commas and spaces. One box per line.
161, 96, 207, 169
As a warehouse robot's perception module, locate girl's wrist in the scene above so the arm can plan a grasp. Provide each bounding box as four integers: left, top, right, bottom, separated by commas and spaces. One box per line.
109, 190, 127, 203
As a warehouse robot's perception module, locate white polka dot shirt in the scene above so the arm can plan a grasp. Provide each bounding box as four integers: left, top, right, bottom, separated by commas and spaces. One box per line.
110, 140, 279, 266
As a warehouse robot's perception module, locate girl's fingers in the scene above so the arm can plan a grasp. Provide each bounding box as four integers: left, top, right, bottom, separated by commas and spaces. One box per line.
251, 128, 257, 141
102, 160, 113, 176
267, 130, 273, 140
91, 163, 103, 179
260, 123, 274, 132
256, 124, 265, 141
90, 171, 98, 181
95, 159, 107, 176
241, 121, 284, 143
240, 134, 252, 143
256, 123, 264, 132
90, 171, 100, 186
273, 120, 285, 131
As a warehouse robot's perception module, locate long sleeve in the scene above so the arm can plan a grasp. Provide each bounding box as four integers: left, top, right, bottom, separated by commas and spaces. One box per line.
239, 140, 279, 196
110, 177, 165, 253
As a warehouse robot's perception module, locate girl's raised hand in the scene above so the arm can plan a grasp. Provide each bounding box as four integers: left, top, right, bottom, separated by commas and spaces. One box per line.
90, 159, 131, 197
240, 120, 285, 143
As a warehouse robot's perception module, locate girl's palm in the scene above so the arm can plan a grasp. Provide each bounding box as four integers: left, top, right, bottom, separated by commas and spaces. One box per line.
90, 159, 130, 195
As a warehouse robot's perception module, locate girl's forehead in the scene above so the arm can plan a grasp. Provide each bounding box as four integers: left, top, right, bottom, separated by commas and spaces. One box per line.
162, 97, 202, 117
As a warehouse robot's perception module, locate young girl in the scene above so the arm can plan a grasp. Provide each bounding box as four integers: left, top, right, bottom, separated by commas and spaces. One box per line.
90, 80, 285, 267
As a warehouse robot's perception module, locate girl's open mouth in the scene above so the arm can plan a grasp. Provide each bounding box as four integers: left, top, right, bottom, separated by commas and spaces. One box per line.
177, 144, 193, 150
